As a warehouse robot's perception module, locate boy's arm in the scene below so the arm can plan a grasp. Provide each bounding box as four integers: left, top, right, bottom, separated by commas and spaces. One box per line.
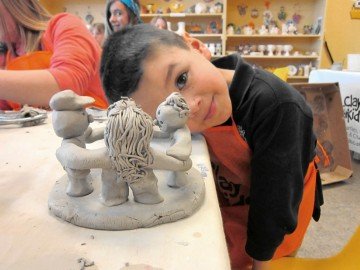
246, 103, 315, 261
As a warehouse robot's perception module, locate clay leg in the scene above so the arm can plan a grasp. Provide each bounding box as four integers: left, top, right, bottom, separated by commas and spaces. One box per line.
100, 169, 129, 206
65, 168, 93, 197
167, 171, 189, 188
129, 170, 164, 204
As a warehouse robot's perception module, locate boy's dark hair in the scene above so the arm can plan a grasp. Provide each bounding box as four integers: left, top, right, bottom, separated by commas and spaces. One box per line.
100, 24, 189, 104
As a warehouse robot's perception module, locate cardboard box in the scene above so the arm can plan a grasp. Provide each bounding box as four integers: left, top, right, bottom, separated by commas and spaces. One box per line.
291, 83, 353, 185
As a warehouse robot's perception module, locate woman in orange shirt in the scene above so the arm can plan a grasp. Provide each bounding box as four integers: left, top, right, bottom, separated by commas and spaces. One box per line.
0, 0, 108, 110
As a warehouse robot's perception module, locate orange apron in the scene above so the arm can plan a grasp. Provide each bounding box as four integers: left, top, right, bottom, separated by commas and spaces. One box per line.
0, 51, 108, 110
203, 119, 317, 269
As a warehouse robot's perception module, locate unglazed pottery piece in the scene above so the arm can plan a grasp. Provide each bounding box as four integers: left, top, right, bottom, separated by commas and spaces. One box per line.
48, 91, 205, 230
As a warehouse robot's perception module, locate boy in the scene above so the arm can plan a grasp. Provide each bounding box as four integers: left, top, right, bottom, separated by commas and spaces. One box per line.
100, 24, 323, 270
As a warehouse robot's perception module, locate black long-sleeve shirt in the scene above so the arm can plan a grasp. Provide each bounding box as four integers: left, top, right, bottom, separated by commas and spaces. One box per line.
212, 55, 321, 260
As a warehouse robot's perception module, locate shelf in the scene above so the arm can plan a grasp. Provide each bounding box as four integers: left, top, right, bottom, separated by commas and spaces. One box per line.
226, 34, 321, 39
140, 13, 223, 18
139, 0, 326, 70
190, 34, 223, 38
211, 55, 225, 59
240, 55, 319, 60
226, 51, 319, 59
288, 76, 309, 80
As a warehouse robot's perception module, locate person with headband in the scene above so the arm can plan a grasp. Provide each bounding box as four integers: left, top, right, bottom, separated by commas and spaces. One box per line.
104, 0, 212, 62
0, 0, 108, 110
105, 0, 142, 37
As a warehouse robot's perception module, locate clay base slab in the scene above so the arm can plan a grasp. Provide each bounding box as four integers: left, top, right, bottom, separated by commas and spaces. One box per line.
48, 168, 205, 230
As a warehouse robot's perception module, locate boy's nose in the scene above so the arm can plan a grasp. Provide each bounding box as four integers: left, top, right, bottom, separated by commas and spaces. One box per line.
188, 97, 201, 118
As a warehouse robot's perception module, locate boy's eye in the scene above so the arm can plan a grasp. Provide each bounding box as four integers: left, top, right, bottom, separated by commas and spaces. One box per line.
176, 72, 188, 90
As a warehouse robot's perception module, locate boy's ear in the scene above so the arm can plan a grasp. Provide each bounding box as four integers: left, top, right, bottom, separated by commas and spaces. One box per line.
182, 32, 212, 60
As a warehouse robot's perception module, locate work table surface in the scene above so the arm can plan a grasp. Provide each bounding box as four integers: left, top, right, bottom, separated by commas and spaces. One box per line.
0, 115, 230, 270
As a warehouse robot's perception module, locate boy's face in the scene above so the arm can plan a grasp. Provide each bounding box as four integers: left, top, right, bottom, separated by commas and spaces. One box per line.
130, 45, 232, 133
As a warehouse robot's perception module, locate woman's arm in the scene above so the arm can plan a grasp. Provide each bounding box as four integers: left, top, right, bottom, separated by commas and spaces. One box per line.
0, 69, 59, 106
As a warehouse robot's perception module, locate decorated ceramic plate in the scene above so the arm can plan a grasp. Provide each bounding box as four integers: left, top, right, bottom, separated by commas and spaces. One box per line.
287, 65, 298, 76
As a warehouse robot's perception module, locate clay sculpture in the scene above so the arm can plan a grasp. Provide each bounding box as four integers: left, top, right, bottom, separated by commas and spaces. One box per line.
48, 90, 205, 230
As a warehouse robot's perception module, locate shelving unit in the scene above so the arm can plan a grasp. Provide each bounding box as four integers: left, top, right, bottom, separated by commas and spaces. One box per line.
140, 3, 227, 58
40, 0, 327, 82
226, 0, 327, 82
140, 0, 327, 82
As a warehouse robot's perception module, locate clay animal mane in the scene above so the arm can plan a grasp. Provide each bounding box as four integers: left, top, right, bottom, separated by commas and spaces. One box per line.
105, 99, 154, 184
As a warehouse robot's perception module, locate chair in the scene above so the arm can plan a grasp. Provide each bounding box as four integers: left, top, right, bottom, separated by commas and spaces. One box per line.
268, 226, 360, 270
273, 67, 289, 82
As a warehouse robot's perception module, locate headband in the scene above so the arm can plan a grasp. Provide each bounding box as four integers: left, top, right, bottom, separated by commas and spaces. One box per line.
119, 0, 143, 23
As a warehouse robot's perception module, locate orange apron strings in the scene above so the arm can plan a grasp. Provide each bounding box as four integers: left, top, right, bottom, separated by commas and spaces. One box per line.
203, 119, 317, 268
314, 141, 331, 167
203, 122, 253, 269
272, 160, 317, 259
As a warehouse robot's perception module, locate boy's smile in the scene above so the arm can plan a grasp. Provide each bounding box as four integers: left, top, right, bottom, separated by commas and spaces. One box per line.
130, 45, 233, 133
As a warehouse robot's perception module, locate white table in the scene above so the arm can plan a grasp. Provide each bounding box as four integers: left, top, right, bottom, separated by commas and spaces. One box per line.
0, 115, 230, 270
309, 69, 360, 154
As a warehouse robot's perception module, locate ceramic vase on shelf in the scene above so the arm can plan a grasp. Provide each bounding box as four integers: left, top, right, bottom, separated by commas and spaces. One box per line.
258, 44, 266, 55
176, 22, 186, 36
267, 44, 276, 56
208, 43, 215, 56
195, 2, 207, 14
167, 22, 172, 32
283, 44, 293, 56
276, 45, 283, 56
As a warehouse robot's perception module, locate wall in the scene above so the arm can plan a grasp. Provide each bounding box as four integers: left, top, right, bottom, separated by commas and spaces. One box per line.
40, 0, 106, 25
321, 0, 360, 68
